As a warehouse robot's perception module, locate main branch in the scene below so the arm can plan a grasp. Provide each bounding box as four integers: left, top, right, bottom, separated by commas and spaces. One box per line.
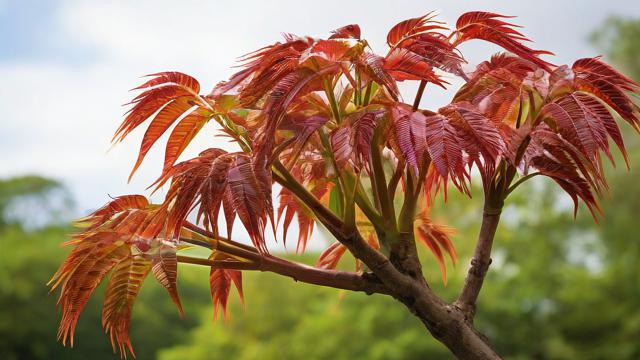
455, 183, 506, 318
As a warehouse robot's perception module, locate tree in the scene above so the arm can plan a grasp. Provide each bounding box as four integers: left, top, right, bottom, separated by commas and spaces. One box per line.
0, 175, 66, 230
49, 11, 640, 359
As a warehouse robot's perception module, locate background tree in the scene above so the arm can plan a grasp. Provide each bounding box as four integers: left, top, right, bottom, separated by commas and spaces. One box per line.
48, 11, 640, 360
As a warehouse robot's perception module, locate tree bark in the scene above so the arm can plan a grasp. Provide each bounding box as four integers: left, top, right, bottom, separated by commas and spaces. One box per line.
456, 197, 504, 318
404, 286, 501, 359
272, 164, 503, 359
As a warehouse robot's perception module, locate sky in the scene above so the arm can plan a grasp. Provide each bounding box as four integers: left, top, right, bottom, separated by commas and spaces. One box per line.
1, 0, 639, 246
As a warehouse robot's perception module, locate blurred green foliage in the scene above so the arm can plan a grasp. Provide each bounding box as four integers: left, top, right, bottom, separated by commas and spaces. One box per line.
1, 17, 640, 360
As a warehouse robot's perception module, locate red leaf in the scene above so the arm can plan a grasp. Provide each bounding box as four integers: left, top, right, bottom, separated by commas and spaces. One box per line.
329, 24, 361, 40
102, 255, 151, 358
387, 12, 447, 48
424, 112, 468, 192
162, 107, 212, 174
415, 212, 457, 285
226, 155, 270, 253
114, 86, 192, 143
316, 242, 348, 269
384, 48, 448, 88
388, 105, 427, 171
394, 33, 467, 79
129, 97, 195, 181
331, 110, 380, 171
454, 12, 554, 71
209, 259, 243, 320
357, 52, 399, 100
151, 245, 184, 317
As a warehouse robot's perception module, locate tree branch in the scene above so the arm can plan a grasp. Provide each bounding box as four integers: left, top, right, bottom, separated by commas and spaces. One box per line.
455, 196, 504, 318
412, 80, 427, 111
272, 159, 503, 358
272, 161, 417, 294
177, 253, 390, 295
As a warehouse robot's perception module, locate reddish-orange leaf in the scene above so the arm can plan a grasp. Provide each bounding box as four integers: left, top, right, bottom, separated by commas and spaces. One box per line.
151, 245, 184, 317
384, 48, 448, 88
209, 254, 243, 320
387, 12, 447, 48
133, 71, 200, 93
316, 241, 348, 269
102, 254, 151, 359
162, 107, 212, 175
415, 212, 457, 284
129, 97, 195, 181
329, 24, 361, 40
454, 12, 554, 71
114, 86, 192, 144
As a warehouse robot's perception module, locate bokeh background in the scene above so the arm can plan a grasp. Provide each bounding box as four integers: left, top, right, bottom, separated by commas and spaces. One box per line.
1, 1, 639, 359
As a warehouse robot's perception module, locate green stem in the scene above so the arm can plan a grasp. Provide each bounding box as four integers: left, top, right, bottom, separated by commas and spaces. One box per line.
363, 82, 373, 106
324, 78, 342, 123
354, 70, 361, 106
370, 125, 396, 230
505, 172, 541, 195
398, 167, 417, 233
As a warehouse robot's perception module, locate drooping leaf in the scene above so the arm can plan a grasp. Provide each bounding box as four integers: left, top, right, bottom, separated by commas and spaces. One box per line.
49, 196, 173, 352
156, 148, 230, 238
387, 105, 427, 171
571, 57, 640, 131
445, 103, 505, 160
384, 48, 448, 87
423, 112, 468, 192
316, 241, 348, 269
54, 236, 130, 347
102, 254, 152, 358
226, 155, 271, 253
331, 110, 381, 171
414, 211, 457, 284
151, 244, 183, 317
209, 253, 244, 320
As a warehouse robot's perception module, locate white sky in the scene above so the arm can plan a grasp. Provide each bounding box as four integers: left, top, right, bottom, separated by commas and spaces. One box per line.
1, 0, 639, 247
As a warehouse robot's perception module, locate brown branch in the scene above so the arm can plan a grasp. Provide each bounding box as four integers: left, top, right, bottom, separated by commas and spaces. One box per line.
272, 161, 501, 357
455, 195, 504, 318
177, 253, 390, 295
177, 255, 260, 270
182, 222, 263, 263
183, 221, 257, 252
272, 161, 417, 294
412, 80, 427, 111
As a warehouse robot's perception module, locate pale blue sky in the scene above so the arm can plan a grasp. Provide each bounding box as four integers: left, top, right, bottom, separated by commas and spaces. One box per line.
1, 0, 639, 245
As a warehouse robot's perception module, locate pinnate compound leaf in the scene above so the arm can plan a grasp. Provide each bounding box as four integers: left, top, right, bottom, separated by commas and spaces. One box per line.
415, 212, 457, 284
162, 107, 213, 175
209, 253, 244, 320
316, 241, 348, 269
102, 255, 152, 358
329, 24, 361, 40
454, 12, 554, 70
151, 245, 183, 317
49, 196, 174, 355
387, 12, 447, 48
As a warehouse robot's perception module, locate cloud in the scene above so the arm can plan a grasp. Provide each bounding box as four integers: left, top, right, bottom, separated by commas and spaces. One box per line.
1, 0, 639, 250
